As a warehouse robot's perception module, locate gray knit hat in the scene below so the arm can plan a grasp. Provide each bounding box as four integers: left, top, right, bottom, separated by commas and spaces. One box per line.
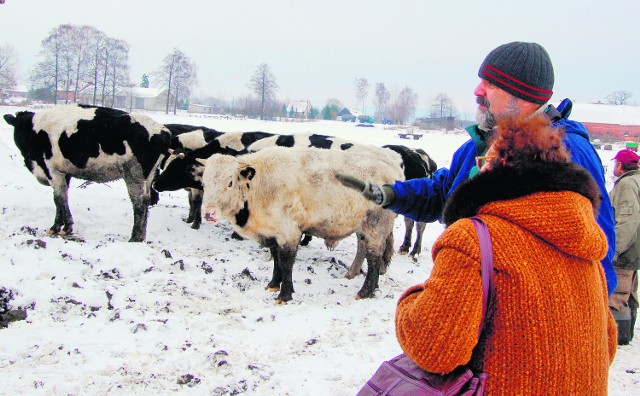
478, 42, 554, 105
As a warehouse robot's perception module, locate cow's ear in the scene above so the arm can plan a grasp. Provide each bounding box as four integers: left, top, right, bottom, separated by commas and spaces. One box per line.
240, 166, 256, 181
195, 158, 206, 165
3, 114, 16, 126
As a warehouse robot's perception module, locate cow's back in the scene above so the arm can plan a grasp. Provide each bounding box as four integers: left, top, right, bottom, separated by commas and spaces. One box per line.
234, 146, 403, 240
30, 105, 169, 182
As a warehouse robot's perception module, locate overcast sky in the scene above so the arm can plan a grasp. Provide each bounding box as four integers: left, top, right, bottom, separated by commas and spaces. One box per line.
2, 0, 639, 118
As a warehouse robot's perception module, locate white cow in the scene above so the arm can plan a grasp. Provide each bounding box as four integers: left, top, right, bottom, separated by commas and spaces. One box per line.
200, 146, 404, 303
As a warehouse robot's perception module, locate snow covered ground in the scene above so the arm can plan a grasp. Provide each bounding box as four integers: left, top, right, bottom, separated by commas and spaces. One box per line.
0, 105, 638, 395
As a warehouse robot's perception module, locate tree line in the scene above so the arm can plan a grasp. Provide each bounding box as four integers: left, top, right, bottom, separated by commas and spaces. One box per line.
0, 24, 635, 121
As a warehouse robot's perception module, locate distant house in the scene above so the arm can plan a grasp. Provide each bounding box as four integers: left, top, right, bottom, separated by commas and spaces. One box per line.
129, 87, 167, 111
3, 85, 29, 104
59, 82, 94, 104
188, 103, 220, 114
567, 103, 640, 142
286, 100, 311, 118
337, 107, 363, 122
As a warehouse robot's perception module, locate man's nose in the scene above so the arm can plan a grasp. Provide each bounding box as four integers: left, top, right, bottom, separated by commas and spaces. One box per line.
474, 81, 486, 97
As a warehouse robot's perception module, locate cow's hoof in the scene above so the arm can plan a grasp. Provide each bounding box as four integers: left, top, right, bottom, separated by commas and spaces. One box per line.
191, 223, 201, 230
275, 299, 287, 305
266, 286, 280, 292
398, 248, 409, 255
46, 229, 57, 235
344, 271, 358, 280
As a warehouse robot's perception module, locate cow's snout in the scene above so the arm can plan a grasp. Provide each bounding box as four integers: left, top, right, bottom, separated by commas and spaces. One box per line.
203, 207, 219, 223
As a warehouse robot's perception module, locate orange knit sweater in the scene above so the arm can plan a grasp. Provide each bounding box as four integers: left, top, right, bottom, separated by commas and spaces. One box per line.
395, 191, 618, 395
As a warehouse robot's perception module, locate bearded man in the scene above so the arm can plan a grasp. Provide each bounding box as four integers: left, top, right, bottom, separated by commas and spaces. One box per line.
338, 41, 617, 295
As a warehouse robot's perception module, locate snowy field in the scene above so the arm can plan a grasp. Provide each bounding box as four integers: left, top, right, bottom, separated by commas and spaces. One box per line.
0, 105, 638, 395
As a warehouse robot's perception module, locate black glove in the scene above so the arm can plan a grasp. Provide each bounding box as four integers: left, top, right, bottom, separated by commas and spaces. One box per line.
335, 173, 396, 207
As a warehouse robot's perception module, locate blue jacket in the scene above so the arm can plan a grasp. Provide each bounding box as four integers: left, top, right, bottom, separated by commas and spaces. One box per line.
386, 100, 617, 294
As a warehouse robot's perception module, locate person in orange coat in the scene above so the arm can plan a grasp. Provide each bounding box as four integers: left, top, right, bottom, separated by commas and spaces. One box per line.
395, 114, 617, 395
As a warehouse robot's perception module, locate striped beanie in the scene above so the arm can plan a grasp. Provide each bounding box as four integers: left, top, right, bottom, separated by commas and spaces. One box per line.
478, 42, 554, 105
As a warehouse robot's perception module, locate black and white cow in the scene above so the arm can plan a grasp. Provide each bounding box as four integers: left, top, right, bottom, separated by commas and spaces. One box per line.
3, 104, 171, 242
164, 124, 227, 229
200, 146, 405, 302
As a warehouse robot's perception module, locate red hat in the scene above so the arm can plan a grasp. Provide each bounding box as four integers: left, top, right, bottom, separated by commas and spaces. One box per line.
613, 149, 640, 165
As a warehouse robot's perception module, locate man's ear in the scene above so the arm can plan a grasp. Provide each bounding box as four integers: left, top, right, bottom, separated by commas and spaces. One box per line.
240, 166, 255, 181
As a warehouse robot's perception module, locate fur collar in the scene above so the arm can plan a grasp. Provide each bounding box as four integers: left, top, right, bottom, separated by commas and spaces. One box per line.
442, 161, 601, 226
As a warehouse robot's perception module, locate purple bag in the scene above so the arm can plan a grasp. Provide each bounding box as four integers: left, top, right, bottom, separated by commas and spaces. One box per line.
357, 217, 493, 396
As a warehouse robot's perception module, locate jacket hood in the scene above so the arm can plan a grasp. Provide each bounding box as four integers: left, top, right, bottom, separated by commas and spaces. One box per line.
443, 161, 606, 261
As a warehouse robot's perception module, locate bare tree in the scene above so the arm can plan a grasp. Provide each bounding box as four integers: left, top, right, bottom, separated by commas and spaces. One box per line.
393, 87, 418, 125
430, 93, 457, 118
354, 77, 369, 114
373, 83, 390, 122
68, 25, 94, 103
249, 63, 278, 120
32, 24, 74, 104
106, 39, 131, 108
0, 44, 18, 97
605, 90, 633, 105
32, 24, 131, 106
155, 48, 198, 114
87, 28, 107, 105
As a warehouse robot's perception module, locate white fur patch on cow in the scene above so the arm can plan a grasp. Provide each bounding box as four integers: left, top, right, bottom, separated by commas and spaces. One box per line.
216, 132, 254, 151
33, 104, 97, 137
177, 130, 208, 149
130, 114, 167, 136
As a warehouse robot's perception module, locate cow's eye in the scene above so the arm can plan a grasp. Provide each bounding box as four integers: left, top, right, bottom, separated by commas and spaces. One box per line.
228, 181, 233, 188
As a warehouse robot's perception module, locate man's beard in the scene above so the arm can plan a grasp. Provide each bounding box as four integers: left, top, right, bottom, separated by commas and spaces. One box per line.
476, 96, 496, 131
475, 95, 520, 131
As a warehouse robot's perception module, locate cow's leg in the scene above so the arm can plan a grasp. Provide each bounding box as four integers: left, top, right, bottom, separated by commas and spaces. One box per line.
398, 217, 414, 255
266, 246, 282, 292
299, 234, 313, 246
345, 233, 366, 279
49, 174, 73, 235
357, 249, 381, 299
185, 189, 196, 224
189, 189, 203, 230
357, 211, 395, 298
380, 231, 394, 275
123, 169, 149, 242
410, 221, 427, 257
273, 243, 299, 304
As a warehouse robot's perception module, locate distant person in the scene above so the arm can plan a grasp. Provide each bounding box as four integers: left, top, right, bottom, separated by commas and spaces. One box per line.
394, 114, 617, 394
609, 149, 640, 345
338, 41, 617, 294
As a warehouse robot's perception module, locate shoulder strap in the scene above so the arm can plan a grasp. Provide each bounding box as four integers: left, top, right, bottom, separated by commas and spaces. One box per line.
469, 216, 494, 339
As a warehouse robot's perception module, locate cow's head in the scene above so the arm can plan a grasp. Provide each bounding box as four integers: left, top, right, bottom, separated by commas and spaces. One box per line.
153, 151, 203, 191
201, 154, 255, 226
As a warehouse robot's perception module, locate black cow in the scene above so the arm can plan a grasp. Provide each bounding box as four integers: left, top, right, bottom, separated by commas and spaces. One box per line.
163, 124, 226, 229
382, 145, 437, 258
3, 104, 171, 242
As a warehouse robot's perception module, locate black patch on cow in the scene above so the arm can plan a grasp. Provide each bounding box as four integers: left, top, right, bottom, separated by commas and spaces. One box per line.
52, 107, 170, 178
308, 134, 335, 149
383, 144, 430, 180
339, 143, 354, 150
153, 156, 203, 191
274, 135, 295, 147
6, 111, 54, 179
235, 201, 250, 227
241, 131, 276, 147
240, 167, 255, 181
